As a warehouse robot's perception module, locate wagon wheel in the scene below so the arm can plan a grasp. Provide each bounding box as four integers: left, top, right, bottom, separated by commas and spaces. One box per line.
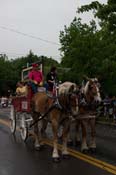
20, 114, 28, 142
10, 105, 16, 134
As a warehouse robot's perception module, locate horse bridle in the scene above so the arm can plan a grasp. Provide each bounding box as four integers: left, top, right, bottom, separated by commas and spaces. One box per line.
79, 80, 101, 110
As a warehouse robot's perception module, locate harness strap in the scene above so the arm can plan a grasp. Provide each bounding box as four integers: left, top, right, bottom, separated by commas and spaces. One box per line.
30, 99, 62, 128
30, 105, 56, 128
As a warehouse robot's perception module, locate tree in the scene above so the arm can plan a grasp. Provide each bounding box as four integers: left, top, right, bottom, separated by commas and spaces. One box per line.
59, 17, 100, 83
59, 0, 116, 94
0, 51, 59, 96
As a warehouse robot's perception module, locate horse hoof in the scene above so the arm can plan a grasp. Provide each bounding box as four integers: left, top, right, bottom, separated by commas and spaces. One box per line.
58, 136, 62, 141
75, 141, 81, 146
40, 144, 45, 150
41, 132, 47, 138
35, 146, 41, 151
82, 149, 88, 154
52, 157, 61, 163
62, 154, 70, 159
89, 148, 96, 153
35, 145, 43, 151
67, 140, 73, 146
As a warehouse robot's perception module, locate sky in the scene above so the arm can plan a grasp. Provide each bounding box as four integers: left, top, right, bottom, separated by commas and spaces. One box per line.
0, 0, 107, 62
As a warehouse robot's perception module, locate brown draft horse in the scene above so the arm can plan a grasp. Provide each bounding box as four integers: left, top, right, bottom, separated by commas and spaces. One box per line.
31, 81, 79, 162
74, 77, 101, 153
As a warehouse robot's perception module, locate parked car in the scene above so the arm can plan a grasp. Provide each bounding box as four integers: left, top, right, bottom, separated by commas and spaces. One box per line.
0, 97, 8, 108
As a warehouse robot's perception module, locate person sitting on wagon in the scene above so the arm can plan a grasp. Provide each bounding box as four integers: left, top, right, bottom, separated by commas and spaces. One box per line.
46, 66, 57, 93
28, 63, 43, 93
16, 81, 27, 96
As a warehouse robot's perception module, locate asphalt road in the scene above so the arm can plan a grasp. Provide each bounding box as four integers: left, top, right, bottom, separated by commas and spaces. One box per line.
0, 122, 114, 175
0, 107, 116, 175
67, 121, 116, 166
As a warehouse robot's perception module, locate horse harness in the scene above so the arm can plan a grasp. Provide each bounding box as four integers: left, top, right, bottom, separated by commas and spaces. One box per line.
30, 87, 79, 128
30, 80, 99, 127
77, 89, 98, 117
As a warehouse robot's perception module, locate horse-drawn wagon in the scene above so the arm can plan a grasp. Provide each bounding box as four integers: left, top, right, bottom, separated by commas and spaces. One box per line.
9, 61, 44, 141
9, 62, 101, 161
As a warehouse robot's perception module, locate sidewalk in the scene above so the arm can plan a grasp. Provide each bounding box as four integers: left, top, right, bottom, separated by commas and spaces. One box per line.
97, 120, 116, 127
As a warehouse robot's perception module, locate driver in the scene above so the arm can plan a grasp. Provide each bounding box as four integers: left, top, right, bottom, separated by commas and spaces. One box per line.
28, 63, 43, 93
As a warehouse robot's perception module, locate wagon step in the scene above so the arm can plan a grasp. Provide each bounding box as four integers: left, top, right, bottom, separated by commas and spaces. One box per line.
25, 118, 33, 122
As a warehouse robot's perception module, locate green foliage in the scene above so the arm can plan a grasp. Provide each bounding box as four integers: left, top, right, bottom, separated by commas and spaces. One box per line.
59, 1, 116, 95
0, 1, 116, 96
0, 51, 59, 96
59, 17, 99, 81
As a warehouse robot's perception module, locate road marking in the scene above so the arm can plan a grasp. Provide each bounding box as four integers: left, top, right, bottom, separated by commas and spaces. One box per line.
43, 139, 116, 175
0, 118, 116, 175
0, 119, 10, 127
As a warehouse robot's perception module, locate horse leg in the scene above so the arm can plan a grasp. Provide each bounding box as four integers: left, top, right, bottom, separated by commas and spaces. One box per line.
81, 119, 88, 153
67, 127, 73, 146
65, 118, 73, 146
89, 118, 96, 153
50, 110, 60, 162
62, 118, 70, 158
40, 118, 48, 138
75, 119, 81, 146
58, 119, 73, 146
32, 112, 42, 150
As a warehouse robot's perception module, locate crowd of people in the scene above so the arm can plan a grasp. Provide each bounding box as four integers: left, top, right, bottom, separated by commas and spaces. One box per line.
97, 95, 116, 123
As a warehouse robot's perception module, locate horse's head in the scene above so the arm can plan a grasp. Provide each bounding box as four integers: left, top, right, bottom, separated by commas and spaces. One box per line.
83, 77, 101, 103
59, 82, 79, 116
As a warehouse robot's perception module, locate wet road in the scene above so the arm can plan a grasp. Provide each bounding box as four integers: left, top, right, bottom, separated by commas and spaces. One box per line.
0, 124, 114, 175
0, 107, 116, 175
68, 122, 116, 166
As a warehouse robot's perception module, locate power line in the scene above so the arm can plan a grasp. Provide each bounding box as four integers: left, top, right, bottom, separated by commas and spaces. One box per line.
0, 51, 25, 56
0, 26, 60, 46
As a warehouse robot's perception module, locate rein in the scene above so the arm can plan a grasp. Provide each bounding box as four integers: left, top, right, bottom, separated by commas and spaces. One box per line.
78, 90, 99, 114
30, 81, 79, 127
47, 90, 76, 114
30, 92, 76, 128
30, 92, 62, 128
58, 92, 76, 114
30, 101, 61, 128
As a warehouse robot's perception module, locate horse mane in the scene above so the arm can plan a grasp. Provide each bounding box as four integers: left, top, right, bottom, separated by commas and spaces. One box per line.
82, 77, 101, 103
59, 81, 77, 95
83, 78, 98, 95
83, 81, 90, 95
58, 81, 78, 113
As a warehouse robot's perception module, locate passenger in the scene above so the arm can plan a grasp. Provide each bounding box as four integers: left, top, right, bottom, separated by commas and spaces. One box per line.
16, 81, 27, 96
46, 66, 57, 93
28, 63, 43, 93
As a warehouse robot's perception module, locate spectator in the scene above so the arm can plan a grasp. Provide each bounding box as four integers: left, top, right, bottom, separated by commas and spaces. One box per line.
103, 95, 111, 119
112, 96, 116, 123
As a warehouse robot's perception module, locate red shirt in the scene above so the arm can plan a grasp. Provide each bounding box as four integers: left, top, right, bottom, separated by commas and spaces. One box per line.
28, 70, 43, 83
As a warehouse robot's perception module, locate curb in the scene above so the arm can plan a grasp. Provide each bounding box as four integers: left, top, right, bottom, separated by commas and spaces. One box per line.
97, 121, 116, 127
